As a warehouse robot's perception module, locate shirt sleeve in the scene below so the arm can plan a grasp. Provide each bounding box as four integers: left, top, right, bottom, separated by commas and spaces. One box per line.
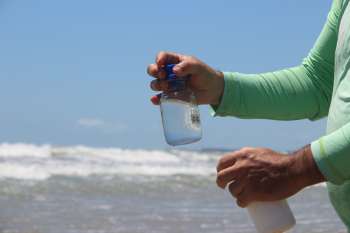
210, 0, 342, 121
311, 122, 350, 185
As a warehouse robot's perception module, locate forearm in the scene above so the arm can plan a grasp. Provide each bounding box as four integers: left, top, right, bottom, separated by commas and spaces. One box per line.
211, 66, 331, 120
290, 145, 325, 189
286, 120, 350, 187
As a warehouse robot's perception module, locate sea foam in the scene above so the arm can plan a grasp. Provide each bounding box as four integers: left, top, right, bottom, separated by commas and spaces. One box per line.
0, 143, 219, 180
0, 143, 329, 189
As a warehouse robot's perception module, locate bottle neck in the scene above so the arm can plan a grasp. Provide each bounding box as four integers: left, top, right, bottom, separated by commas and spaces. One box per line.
167, 78, 187, 92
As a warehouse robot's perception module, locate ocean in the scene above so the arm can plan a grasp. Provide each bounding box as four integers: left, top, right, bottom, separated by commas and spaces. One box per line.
0, 143, 345, 233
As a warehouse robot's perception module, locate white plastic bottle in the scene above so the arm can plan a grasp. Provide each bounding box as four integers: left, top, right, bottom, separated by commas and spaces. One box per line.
247, 200, 296, 233
160, 64, 202, 146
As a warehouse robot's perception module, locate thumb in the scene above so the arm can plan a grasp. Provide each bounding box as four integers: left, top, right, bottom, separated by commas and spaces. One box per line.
173, 60, 200, 77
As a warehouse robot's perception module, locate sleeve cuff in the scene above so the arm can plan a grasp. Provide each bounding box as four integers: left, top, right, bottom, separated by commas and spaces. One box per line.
311, 138, 344, 185
209, 72, 239, 117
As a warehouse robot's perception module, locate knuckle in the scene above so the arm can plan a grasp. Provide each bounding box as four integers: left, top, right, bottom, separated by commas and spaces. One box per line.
187, 58, 198, 68
182, 61, 193, 70
176, 62, 187, 70
240, 147, 252, 153
156, 51, 167, 62
216, 176, 223, 187
187, 55, 197, 61
246, 173, 255, 180
216, 154, 231, 171
158, 50, 166, 56
147, 64, 155, 75
216, 157, 226, 170
224, 152, 234, 159
216, 172, 224, 182
217, 156, 226, 165
216, 171, 228, 187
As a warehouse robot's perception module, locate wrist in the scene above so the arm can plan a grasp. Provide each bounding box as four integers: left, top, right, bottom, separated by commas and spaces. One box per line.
290, 145, 325, 189
211, 70, 225, 105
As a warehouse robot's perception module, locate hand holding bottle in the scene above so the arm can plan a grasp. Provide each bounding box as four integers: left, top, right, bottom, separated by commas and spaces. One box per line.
216, 146, 323, 206
147, 51, 225, 106
216, 147, 299, 233
159, 64, 202, 146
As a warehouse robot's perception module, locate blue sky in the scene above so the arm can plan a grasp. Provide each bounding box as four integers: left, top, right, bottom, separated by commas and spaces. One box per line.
0, 0, 332, 150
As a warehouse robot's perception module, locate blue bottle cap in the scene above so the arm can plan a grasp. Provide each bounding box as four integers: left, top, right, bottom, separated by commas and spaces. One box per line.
164, 64, 177, 80
164, 64, 185, 91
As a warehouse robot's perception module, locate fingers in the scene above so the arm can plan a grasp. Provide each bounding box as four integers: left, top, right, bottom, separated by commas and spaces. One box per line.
173, 59, 200, 77
228, 178, 246, 198
150, 79, 168, 91
150, 52, 201, 79
147, 63, 167, 79
156, 51, 182, 67
148, 51, 184, 81
216, 151, 245, 189
216, 150, 242, 173
216, 165, 244, 189
147, 63, 158, 77
217, 147, 255, 173
147, 51, 192, 106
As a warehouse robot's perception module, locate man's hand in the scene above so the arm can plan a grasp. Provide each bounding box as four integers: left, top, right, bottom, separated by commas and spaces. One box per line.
147, 51, 224, 105
216, 146, 325, 208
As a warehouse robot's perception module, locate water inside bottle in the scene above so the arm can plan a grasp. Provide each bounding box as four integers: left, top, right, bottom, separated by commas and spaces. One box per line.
160, 99, 202, 146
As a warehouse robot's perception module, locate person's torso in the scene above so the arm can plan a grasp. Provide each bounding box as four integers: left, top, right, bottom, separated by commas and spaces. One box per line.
326, 0, 350, 229
328, 0, 350, 133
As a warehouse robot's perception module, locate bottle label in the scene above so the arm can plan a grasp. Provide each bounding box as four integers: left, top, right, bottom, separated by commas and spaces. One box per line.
190, 107, 201, 126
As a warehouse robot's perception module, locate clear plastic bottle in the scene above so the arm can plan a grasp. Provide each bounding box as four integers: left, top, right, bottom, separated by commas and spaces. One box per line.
160, 64, 202, 146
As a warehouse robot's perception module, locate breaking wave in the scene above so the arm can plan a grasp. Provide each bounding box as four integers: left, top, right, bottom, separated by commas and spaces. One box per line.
0, 143, 221, 180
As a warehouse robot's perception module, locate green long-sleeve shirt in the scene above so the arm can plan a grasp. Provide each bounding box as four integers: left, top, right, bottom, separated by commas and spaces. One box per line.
211, 0, 350, 229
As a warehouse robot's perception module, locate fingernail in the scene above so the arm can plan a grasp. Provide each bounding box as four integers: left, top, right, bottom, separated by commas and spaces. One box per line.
151, 80, 160, 91
150, 97, 157, 104
150, 95, 160, 105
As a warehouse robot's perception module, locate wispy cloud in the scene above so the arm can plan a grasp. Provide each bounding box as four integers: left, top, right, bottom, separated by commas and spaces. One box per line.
77, 117, 127, 133
78, 118, 105, 127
